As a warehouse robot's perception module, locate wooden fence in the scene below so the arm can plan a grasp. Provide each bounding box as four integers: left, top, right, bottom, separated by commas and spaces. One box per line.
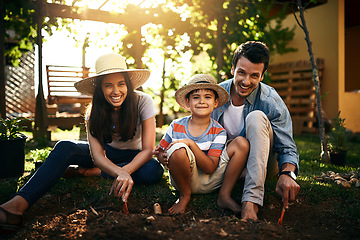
46, 65, 93, 106
268, 59, 324, 135
46, 65, 94, 130
5, 51, 36, 117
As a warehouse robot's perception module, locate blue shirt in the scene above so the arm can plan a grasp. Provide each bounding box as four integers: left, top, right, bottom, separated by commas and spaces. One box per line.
211, 79, 299, 174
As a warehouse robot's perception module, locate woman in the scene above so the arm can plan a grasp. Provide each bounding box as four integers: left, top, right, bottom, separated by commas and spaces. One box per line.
0, 53, 164, 232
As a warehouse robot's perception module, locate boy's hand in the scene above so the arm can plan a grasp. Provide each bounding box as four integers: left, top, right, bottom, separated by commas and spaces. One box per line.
159, 151, 169, 170
153, 146, 161, 157
154, 146, 169, 170
166, 139, 193, 150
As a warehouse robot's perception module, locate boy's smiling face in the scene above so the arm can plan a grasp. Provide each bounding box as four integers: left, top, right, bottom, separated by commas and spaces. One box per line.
186, 89, 219, 117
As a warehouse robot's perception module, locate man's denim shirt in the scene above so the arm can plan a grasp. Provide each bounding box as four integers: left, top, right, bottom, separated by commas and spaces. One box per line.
211, 79, 299, 174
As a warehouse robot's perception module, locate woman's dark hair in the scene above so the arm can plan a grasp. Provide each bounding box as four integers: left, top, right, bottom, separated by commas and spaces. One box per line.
88, 72, 138, 147
232, 41, 270, 76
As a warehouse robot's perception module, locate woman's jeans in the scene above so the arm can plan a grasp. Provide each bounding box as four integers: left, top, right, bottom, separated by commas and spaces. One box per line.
16, 140, 164, 207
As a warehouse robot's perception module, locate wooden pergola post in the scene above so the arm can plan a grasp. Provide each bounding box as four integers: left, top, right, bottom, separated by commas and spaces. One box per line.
0, 0, 6, 118
34, 0, 48, 140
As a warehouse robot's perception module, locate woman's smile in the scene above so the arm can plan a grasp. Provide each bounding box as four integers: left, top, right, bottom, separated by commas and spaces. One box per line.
101, 73, 128, 108
110, 95, 123, 102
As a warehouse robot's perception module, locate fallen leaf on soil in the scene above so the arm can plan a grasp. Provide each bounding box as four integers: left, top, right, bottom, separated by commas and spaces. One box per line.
89, 206, 99, 216
217, 228, 228, 237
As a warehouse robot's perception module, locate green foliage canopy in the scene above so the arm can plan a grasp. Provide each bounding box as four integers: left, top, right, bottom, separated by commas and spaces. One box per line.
181, 0, 297, 80
3, 0, 62, 66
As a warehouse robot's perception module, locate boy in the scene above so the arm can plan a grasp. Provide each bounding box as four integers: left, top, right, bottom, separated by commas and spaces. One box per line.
155, 74, 249, 214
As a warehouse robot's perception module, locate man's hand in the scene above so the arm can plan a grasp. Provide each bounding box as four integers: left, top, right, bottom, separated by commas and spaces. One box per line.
275, 174, 300, 209
275, 163, 300, 209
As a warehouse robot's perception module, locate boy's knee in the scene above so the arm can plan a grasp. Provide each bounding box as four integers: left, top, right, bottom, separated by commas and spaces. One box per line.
234, 136, 249, 150
166, 142, 193, 169
169, 147, 188, 162
227, 137, 249, 158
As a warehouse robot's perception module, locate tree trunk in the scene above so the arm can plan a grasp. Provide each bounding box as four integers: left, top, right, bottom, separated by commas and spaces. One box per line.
296, 0, 329, 163
134, 27, 143, 69
157, 55, 166, 128
216, 16, 225, 83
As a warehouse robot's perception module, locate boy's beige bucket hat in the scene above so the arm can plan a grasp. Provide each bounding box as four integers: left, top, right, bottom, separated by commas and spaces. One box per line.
175, 74, 229, 110
75, 53, 150, 96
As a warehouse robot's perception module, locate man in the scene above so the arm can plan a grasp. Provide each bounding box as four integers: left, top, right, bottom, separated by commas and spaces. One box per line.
212, 41, 300, 220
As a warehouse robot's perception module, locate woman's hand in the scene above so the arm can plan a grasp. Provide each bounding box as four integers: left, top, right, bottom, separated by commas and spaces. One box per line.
109, 169, 134, 202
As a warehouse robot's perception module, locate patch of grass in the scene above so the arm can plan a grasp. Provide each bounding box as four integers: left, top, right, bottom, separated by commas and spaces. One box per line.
294, 134, 359, 221
0, 178, 18, 202
51, 127, 81, 141
295, 134, 322, 162
52, 177, 120, 209
295, 179, 360, 222
28, 148, 52, 163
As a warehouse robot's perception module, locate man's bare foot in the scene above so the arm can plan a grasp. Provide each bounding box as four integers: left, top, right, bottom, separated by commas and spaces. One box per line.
241, 201, 258, 220
217, 195, 241, 213
168, 195, 190, 214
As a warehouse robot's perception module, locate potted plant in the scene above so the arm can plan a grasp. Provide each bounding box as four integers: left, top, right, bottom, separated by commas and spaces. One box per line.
327, 112, 348, 166
29, 148, 51, 169
0, 117, 28, 178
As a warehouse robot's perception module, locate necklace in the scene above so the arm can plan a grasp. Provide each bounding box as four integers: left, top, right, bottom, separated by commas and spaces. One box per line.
113, 109, 117, 129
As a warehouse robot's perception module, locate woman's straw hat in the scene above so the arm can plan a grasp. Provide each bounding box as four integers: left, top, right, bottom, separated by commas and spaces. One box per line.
175, 74, 229, 110
74, 53, 150, 96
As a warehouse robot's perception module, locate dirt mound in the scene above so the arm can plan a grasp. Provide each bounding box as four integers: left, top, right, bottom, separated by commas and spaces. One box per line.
3, 192, 359, 240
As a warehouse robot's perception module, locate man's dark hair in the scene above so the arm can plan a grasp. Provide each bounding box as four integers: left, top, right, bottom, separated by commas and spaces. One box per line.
232, 41, 270, 76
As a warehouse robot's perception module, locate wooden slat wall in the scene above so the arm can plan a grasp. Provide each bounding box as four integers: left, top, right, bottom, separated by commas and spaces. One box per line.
5, 51, 36, 117
46, 65, 94, 105
268, 59, 324, 135
46, 65, 95, 130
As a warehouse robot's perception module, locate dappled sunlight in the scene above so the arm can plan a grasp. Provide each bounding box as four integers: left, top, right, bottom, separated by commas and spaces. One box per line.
59, 0, 167, 10
51, 127, 82, 141
297, 175, 333, 188
31, 209, 88, 238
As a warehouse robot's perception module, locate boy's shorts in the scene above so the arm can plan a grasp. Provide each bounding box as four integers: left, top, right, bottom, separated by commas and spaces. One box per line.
166, 142, 230, 194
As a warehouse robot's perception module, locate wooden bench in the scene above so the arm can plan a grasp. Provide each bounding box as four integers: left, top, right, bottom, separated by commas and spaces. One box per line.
46, 65, 94, 106
46, 65, 94, 129
267, 59, 324, 135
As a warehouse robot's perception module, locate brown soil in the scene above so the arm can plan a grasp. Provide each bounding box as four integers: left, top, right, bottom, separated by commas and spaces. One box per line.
1, 186, 359, 240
